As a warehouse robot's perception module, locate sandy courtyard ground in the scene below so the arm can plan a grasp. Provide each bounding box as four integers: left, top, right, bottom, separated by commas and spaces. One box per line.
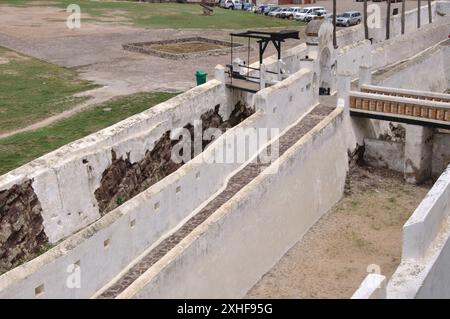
246, 165, 431, 299
0, 4, 303, 97
0, 0, 424, 96
0, 1, 430, 136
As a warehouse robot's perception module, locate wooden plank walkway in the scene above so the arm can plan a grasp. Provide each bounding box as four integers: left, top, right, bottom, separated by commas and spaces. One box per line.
349, 93, 450, 129
226, 78, 261, 93
97, 104, 334, 298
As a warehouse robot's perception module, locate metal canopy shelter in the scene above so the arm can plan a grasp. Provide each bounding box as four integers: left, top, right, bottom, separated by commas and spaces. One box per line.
227, 30, 300, 93
230, 30, 300, 64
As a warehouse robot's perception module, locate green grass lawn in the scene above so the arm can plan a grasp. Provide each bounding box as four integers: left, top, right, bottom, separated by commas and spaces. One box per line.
0, 91, 177, 175
0, 47, 98, 134
1, 0, 304, 29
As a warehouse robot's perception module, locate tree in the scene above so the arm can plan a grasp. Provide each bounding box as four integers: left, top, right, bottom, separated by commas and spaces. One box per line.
401, 0, 406, 34
428, 0, 432, 24
364, 0, 369, 40
333, 0, 337, 48
386, 0, 391, 40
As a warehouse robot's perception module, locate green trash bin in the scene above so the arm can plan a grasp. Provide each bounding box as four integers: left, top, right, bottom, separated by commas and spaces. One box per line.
195, 69, 207, 85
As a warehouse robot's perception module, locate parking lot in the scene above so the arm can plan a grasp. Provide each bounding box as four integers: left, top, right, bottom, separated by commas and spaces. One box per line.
223, 0, 424, 23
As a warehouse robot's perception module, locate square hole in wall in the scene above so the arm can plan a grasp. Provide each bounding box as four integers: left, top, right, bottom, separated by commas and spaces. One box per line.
289, 95, 293, 102
104, 239, 110, 249
273, 106, 277, 114
130, 219, 136, 228
195, 172, 201, 180
154, 201, 160, 210
176, 186, 181, 194
34, 284, 44, 297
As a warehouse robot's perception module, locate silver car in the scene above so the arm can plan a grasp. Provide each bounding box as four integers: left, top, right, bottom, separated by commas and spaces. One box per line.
336, 11, 362, 27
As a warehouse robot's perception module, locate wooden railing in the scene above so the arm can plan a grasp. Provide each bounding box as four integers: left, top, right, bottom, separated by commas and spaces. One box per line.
360, 85, 450, 103
349, 93, 450, 123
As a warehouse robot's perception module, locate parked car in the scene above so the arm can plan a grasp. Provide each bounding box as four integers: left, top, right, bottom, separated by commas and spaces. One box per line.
336, 11, 362, 27
242, 3, 255, 12
256, 4, 273, 14
268, 7, 283, 17
304, 8, 327, 22
275, 7, 292, 18
283, 7, 302, 20
222, 0, 243, 10
294, 6, 326, 22
265, 6, 280, 16
218, 0, 227, 8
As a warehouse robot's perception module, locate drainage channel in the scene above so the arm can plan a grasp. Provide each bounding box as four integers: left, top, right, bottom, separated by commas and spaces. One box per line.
97, 104, 334, 299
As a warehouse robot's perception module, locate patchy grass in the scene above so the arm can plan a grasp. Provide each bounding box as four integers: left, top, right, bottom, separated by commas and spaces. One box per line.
0, 1, 304, 29
0, 47, 98, 134
0, 91, 177, 175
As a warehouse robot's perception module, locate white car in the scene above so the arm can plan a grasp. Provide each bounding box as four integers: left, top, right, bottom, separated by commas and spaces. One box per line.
294, 6, 326, 22
222, 0, 243, 10
268, 7, 283, 17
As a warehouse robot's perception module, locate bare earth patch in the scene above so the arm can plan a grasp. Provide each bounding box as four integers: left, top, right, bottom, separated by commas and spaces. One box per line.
0, 6, 138, 39
146, 41, 226, 54
246, 165, 431, 299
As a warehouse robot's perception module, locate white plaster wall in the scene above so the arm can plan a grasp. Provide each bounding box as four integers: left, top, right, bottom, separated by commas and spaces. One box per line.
0, 67, 318, 299
351, 274, 387, 299
374, 44, 447, 92
364, 138, 405, 173
117, 108, 348, 299
371, 18, 450, 70
432, 132, 450, 177
353, 164, 450, 299
402, 165, 450, 259
0, 111, 263, 299
337, 40, 372, 77
254, 68, 316, 130
0, 81, 232, 243
444, 44, 450, 89
386, 165, 450, 298
335, 1, 448, 47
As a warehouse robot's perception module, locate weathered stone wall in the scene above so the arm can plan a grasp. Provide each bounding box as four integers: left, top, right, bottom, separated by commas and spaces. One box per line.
95, 103, 254, 215
0, 80, 230, 245
0, 180, 48, 275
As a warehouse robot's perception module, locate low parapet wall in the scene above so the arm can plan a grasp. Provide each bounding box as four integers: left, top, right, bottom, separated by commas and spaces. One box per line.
388, 165, 450, 298
372, 18, 450, 71
374, 40, 448, 92
353, 165, 450, 298
0, 81, 233, 246
351, 274, 387, 299
0, 110, 264, 299
254, 68, 316, 129
336, 1, 447, 47
117, 108, 348, 299
402, 165, 450, 260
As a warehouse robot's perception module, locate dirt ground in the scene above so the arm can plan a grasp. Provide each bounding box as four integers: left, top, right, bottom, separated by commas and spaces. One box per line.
0, 1, 426, 136
0, 4, 303, 105
0, 4, 303, 137
245, 165, 431, 299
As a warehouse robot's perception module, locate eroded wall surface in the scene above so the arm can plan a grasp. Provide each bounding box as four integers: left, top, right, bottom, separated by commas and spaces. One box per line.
120, 109, 348, 299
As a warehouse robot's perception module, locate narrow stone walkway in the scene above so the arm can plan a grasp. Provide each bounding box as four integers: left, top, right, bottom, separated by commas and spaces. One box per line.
97, 104, 334, 298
